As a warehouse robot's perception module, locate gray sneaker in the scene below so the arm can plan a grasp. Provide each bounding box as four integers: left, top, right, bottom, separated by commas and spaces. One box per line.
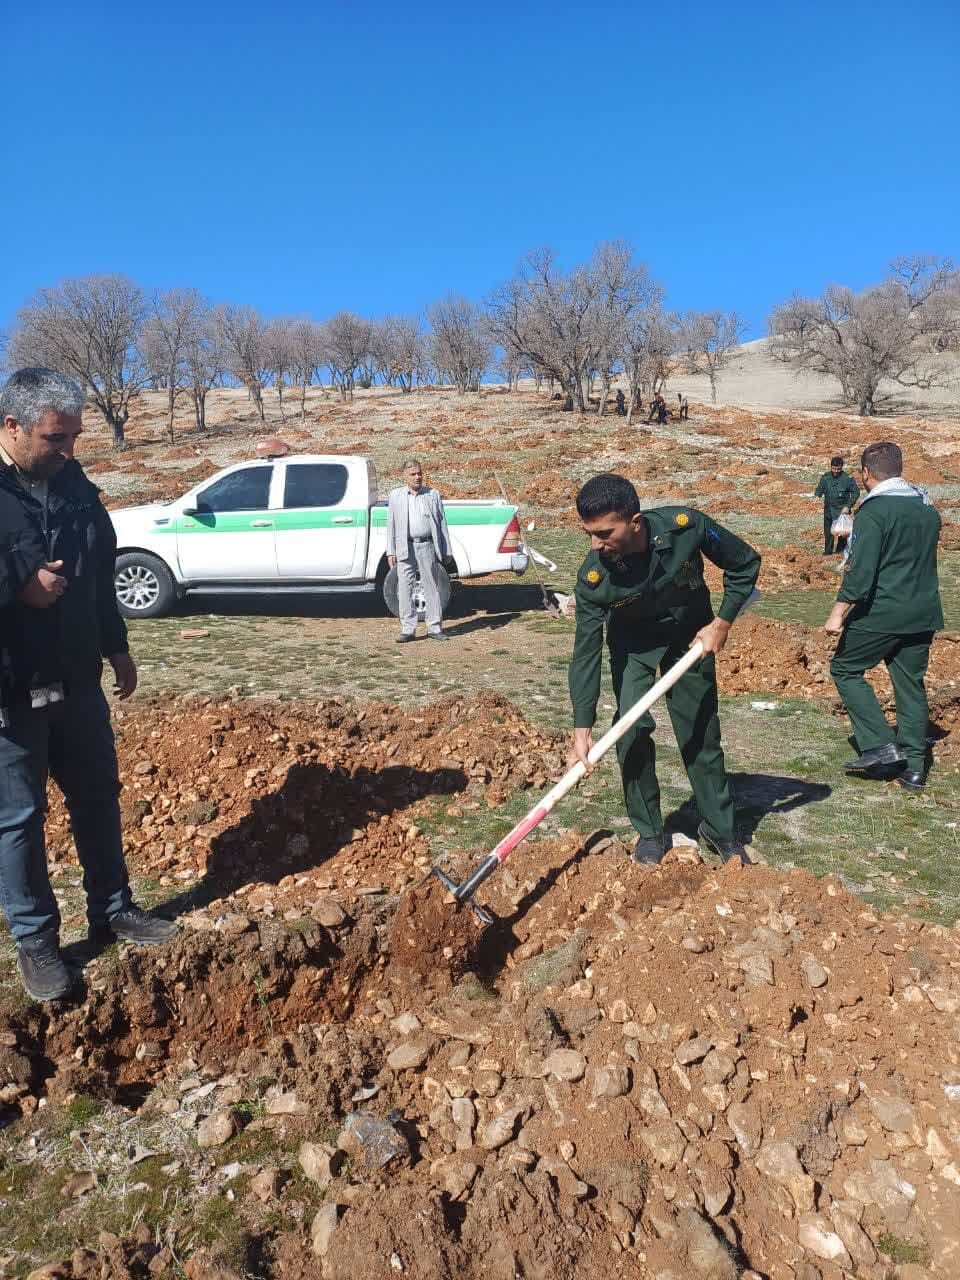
633, 832, 670, 866
17, 931, 74, 1002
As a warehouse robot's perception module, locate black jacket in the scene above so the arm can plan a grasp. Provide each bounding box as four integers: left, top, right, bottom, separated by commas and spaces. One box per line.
0, 459, 128, 698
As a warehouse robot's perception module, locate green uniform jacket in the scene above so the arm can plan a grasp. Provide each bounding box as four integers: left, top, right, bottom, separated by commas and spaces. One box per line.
569, 507, 761, 727
815, 471, 859, 515
837, 494, 943, 634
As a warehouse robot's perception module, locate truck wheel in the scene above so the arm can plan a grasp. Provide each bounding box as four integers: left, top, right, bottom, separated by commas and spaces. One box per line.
114, 552, 177, 619
381, 565, 452, 621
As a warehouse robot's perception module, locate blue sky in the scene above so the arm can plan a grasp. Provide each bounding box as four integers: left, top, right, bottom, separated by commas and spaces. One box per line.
4, 0, 958, 338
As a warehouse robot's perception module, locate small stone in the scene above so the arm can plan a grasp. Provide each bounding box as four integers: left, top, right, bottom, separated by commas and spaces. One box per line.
133, 761, 156, 776
801, 956, 828, 988
675, 1036, 712, 1066
542, 1049, 587, 1082
797, 1214, 851, 1265
726, 1101, 762, 1157
868, 1092, 918, 1135
313, 897, 347, 928
675, 1208, 737, 1278
311, 1203, 341, 1258
61, 1171, 97, 1198
838, 1111, 868, 1146
756, 1140, 816, 1213
608, 998, 632, 1023
702, 1050, 736, 1085
479, 1104, 527, 1151
197, 1110, 235, 1149
390, 1012, 423, 1036
829, 1207, 877, 1267
387, 1037, 433, 1072
264, 1091, 309, 1116
451, 1096, 476, 1135
433, 1156, 479, 1199
591, 1066, 631, 1100
682, 936, 708, 953
926, 986, 960, 1014
299, 1141, 343, 1187
249, 1168, 281, 1202
843, 1159, 916, 1224
474, 1070, 502, 1098
559, 1139, 576, 1162
640, 1121, 686, 1170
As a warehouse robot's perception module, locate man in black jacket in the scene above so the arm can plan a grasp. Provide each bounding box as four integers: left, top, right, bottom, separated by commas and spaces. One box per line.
0, 368, 177, 1002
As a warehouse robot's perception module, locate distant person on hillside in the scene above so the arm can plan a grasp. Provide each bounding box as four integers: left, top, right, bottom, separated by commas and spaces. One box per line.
386, 459, 452, 642
678, 393, 689, 421
826, 441, 941, 792
615, 389, 626, 416
815, 455, 859, 554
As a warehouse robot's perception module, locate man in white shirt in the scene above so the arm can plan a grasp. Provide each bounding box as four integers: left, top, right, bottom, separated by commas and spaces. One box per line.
386, 460, 452, 642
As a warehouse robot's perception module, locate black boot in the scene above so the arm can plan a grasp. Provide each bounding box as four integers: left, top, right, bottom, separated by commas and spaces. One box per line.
633, 832, 670, 866
88, 906, 179, 950
896, 770, 927, 793
17, 930, 74, 1002
698, 822, 750, 864
844, 744, 906, 777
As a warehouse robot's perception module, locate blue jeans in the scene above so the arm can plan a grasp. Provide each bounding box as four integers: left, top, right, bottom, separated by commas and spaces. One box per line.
0, 687, 131, 943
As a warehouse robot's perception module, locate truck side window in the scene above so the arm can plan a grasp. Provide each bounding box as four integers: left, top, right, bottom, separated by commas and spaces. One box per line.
196, 467, 272, 513
283, 464, 349, 509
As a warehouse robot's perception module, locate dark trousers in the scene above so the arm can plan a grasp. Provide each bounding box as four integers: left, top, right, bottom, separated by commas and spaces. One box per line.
610, 635, 735, 840
0, 687, 131, 943
830, 628, 933, 772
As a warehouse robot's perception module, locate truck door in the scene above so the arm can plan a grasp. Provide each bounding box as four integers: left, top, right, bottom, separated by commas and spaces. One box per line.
175, 464, 278, 581
273, 461, 365, 579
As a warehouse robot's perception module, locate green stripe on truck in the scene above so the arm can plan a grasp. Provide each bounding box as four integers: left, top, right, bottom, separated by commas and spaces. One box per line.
169, 505, 517, 533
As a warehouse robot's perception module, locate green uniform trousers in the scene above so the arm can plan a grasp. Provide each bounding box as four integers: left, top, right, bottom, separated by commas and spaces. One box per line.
829, 628, 933, 772
609, 632, 735, 840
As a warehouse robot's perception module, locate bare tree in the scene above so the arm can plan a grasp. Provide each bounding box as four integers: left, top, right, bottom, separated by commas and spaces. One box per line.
142, 288, 205, 443
679, 310, 745, 404
487, 243, 654, 413
371, 315, 424, 393
427, 295, 490, 393
183, 306, 222, 432
769, 256, 960, 415
622, 303, 676, 426
322, 312, 372, 402
289, 317, 325, 422
263, 318, 296, 421
10, 274, 147, 447
215, 304, 268, 420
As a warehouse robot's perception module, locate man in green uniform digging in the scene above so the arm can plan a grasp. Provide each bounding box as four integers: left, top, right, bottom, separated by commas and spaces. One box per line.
826, 441, 942, 792
568, 473, 761, 865
815, 456, 859, 555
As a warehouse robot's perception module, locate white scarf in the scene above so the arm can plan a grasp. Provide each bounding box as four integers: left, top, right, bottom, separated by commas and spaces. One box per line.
858, 476, 933, 507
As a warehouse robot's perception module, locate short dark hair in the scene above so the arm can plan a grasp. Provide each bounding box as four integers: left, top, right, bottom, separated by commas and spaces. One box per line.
830, 455, 843, 467
861, 441, 902, 480
576, 473, 641, 521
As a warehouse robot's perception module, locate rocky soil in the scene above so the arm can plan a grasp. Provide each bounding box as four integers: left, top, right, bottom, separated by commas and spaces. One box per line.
3, 696, 960, 1279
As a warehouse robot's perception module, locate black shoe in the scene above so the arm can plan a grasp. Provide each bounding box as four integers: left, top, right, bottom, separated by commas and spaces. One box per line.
844, 744, 907, 777
428, 632, 450, 642
698, 822, 750, 864
89, 906, 179, 950
17, 931, 74, 1002
396, 634, 416, 644
896, 770, 927, 793
633, 832, 670, 866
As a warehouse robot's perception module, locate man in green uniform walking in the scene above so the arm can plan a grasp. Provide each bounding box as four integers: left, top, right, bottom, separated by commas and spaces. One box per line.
826, 442, 942, 792
568, 474, 761, 865
815, 456, 859, 555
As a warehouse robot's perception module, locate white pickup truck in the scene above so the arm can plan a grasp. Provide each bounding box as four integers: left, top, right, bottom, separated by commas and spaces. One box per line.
109, 454, 529, 619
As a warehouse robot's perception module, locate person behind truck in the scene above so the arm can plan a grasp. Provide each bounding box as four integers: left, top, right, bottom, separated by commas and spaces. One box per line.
386, 459, 452, 643
0, 368, 178, 1003
567, 473, 761, 866
826, 441, 942, 793
815, 455, 859, 555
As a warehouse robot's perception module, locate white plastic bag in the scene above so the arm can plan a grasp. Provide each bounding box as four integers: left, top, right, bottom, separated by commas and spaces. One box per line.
830, 513, 853, 538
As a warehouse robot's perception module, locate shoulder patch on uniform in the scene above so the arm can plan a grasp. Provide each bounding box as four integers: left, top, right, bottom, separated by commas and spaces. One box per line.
675, 512, 690, 528
585, 567, 603, 586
